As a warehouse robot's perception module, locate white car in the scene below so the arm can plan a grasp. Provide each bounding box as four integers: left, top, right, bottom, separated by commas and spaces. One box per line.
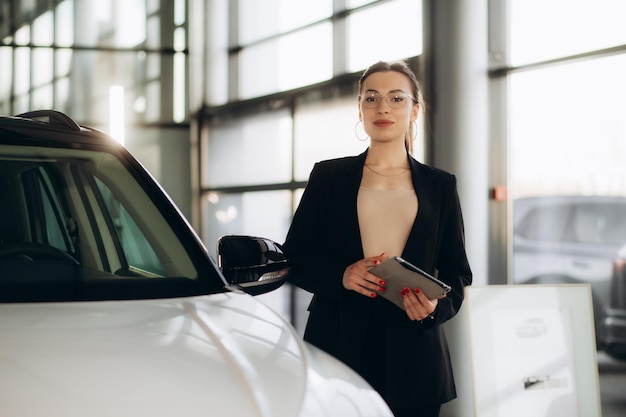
0, 110, 393, 417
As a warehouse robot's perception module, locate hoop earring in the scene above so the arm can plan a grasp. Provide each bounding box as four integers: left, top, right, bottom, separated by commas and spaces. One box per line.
355, 120, 369, 142
411, 121, 418, 141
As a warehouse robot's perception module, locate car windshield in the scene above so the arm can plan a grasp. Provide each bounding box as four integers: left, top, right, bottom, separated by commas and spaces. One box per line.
515, 198, 626, 246
0, 144, 223, 302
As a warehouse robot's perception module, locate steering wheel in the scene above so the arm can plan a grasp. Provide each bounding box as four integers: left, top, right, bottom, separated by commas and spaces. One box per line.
0, 242, 79, 264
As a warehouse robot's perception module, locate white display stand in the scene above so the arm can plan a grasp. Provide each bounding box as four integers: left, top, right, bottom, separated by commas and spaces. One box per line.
465, 284, 602, 417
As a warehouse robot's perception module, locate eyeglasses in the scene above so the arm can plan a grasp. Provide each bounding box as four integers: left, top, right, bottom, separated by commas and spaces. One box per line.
360, 92, 417, 109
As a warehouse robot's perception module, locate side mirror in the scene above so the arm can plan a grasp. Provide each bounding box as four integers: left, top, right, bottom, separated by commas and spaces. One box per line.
217, 235, 290, 296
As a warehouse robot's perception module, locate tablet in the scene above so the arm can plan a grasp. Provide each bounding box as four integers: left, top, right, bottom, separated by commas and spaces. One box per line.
368, 256, 451, 310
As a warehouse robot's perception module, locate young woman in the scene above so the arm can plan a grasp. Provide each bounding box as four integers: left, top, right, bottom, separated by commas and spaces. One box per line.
283, 60, 472, 417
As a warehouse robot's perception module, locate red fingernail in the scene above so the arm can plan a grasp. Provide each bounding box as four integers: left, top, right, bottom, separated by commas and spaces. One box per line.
379, 287, 385, 293
414, 288, 421, 294
401, 288, 409, 296
379, 280, 386, 286
370, 293, 377, 298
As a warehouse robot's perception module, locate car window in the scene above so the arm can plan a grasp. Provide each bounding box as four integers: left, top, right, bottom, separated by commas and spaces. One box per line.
35, 166, 77, 254
0, 145, 222, 302
573, 203, 626, 245
94, 176, 166, 276
517, 200, 626, 246
516, 204, 572, 242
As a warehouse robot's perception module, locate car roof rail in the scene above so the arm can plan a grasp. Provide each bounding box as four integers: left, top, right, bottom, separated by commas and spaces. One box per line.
15, 110, 82, 132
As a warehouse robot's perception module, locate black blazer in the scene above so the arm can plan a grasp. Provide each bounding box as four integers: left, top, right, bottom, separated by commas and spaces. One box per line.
283, 150, 472, 407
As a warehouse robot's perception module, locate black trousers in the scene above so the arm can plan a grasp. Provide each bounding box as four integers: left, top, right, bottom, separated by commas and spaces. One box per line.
356, 316, 443, 417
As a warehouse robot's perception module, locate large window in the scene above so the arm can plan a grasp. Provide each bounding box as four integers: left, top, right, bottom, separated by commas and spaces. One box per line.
237, 0, 334, 99
508, 0, 626, 66
346, 0, 422, 72
203, 110, 293, 188
0, 0, 188, 127
509, 55, 626, 197
507, 0, 626, 200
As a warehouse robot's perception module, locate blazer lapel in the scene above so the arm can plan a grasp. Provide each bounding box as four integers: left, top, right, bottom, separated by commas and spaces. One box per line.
331, 151, 368, 261
403, 157, 438, 271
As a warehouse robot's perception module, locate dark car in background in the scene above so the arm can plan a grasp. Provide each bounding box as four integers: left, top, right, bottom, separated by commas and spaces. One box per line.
602, 245, 626, 360
513, 195, 626, 360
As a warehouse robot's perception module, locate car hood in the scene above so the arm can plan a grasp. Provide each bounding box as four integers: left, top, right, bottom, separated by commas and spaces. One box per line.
0, 292, 390, 417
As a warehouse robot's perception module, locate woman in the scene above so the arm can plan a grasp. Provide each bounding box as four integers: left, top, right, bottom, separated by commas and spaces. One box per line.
282, 60, 472, 417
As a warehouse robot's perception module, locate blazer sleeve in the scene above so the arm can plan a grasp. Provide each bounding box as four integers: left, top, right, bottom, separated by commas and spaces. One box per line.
282, 163, 347, 299
430, 173, 473, 325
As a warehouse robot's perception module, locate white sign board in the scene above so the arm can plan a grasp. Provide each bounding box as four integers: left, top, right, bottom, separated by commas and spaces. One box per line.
465, 284, 601, 417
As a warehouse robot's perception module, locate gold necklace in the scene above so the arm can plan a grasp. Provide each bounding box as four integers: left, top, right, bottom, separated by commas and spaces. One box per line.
364, 164, 409, 177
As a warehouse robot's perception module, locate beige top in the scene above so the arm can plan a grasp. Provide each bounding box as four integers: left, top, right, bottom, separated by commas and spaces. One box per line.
357, 187, 418, 258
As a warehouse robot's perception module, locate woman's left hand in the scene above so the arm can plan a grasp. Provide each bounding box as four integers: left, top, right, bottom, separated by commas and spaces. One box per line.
400, 287, 442, 321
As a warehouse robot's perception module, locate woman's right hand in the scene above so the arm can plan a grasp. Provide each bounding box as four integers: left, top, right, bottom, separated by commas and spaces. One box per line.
342, 253, 388, 298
